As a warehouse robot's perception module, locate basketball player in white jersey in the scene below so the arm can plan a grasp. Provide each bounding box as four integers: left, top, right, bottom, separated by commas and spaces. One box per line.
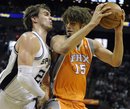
0, 4, 52, 109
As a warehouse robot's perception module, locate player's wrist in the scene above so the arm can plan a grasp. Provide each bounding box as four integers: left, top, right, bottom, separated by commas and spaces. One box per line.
88, 22, 97, 28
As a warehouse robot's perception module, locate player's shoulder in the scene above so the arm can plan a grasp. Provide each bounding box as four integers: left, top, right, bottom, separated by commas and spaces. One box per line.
21, 32, 36, 39
50, 35, 66, 45
50, 35, 66, 47
17, 32, 40, 48
19, 32, 39, 44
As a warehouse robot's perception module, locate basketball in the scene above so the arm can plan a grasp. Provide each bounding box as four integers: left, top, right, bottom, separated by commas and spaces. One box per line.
100, 2, 123, 29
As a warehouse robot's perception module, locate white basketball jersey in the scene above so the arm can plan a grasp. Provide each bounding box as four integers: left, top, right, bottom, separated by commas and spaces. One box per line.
0, 31, 51, 104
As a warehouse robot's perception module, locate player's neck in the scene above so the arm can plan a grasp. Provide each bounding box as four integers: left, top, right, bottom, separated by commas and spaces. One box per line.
32, 28, 47, 43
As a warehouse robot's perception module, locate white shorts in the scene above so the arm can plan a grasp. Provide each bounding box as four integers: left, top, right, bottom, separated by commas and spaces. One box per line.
0, 90, 36, 109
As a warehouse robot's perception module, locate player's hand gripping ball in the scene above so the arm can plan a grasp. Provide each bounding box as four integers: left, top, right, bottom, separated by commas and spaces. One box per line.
100, 2, 123, 29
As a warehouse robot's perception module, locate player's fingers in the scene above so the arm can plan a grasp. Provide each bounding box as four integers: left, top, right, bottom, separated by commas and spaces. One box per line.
122, 9, 125, 21
96, 3, 107, 11
100, 7, 111, 14
102, 12, 112, 17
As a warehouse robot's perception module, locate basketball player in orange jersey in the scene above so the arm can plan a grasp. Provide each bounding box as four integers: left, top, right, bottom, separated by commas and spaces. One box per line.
44, 3, 125, 109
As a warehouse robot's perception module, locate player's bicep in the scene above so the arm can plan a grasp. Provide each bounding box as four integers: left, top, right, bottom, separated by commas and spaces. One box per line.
18, 37, 39, 65
18, 48, 34, 65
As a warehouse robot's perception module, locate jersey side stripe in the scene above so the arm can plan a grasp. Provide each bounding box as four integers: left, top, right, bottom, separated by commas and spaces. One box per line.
0, 57, 18, 90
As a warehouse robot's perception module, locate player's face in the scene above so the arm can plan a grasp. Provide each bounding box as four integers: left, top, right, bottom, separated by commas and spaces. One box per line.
38, 9, 53, 31
65, 21, 82, 36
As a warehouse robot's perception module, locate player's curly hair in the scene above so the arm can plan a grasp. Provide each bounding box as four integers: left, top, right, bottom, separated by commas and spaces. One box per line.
23, 4, 51, 31
62, 6, 92, 25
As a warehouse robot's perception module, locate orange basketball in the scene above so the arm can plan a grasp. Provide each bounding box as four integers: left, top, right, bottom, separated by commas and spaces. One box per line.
100, 2, 123, 29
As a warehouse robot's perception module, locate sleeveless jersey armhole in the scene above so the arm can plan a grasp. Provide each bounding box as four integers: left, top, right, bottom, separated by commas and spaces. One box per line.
14, 43, 18, 54
87, 38, 94, 55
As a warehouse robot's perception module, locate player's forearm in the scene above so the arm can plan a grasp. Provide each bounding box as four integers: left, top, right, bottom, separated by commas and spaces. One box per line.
61, 23, 96, 54
112, 30, 123, 67
17, 66, 45, 98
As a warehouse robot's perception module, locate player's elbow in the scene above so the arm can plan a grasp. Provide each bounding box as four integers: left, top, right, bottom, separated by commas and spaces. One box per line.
111, 60, 122, 67
60, 46, 72, 55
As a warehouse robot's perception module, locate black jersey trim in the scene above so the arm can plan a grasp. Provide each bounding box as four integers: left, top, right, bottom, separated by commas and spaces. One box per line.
0, 57, 18, 90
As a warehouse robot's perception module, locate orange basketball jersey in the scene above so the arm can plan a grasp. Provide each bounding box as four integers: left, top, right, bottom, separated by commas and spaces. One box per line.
53, 38, 93, 101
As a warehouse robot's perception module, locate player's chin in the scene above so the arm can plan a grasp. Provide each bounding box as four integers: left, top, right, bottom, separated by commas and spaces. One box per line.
67, 32, 73, 36
47, 26, 53, 31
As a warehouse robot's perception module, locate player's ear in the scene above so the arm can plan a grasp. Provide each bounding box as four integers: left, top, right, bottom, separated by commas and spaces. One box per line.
31, 16, 38, 23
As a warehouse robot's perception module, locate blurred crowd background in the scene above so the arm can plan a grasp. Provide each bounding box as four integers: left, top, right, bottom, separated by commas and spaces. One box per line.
0, 0, 130, 109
